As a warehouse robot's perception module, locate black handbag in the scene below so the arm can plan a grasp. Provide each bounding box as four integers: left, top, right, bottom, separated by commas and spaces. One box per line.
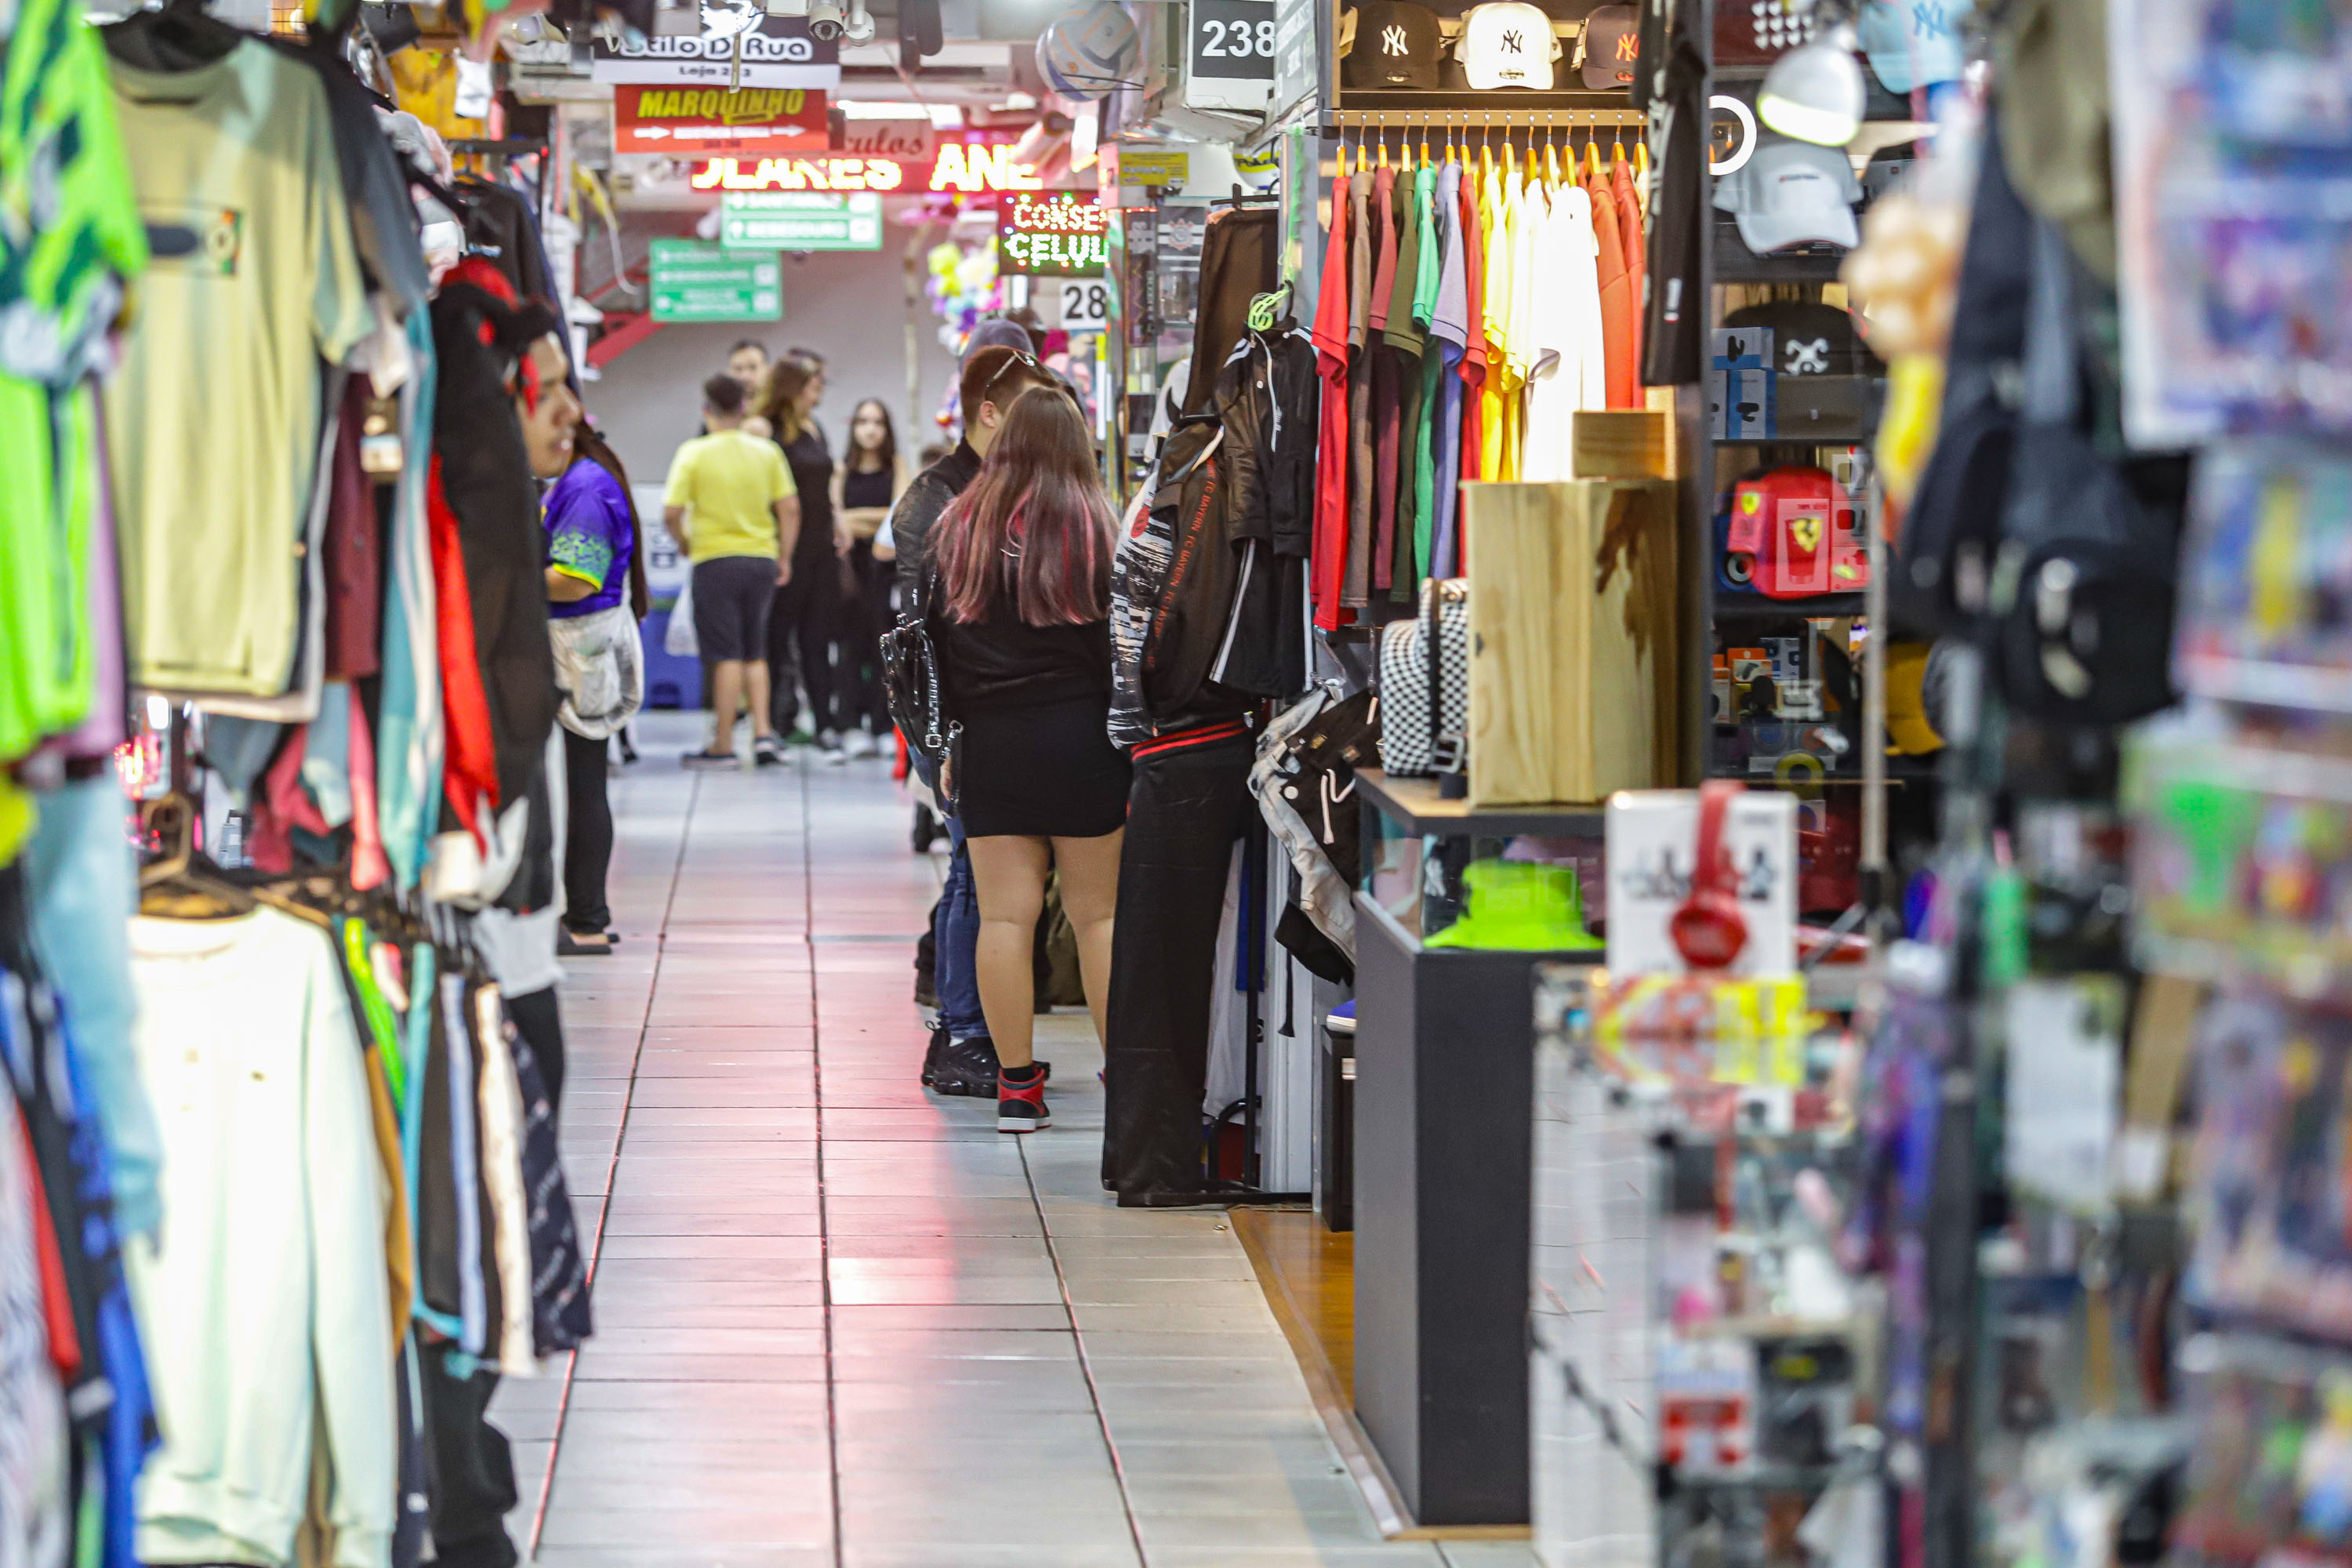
880, 567, 961, 804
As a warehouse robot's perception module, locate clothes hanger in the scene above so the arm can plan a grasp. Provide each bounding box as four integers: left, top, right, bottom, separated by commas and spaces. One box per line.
1547, 118, 1563, 187
103, 0, 245, 74
1419, 113, 1431, 169
137, 794, 260, 920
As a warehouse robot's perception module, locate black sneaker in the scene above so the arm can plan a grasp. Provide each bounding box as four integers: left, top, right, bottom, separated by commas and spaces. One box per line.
998, 1065, 1049, 1133
681, 749, 736, 769
930, 1035, 1000, 1097
920, 1025, 949, 1088
753, 735, 787, 768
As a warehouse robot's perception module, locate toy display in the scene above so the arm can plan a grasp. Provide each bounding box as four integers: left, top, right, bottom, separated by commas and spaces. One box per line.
1724, 466, 1870, 600
2176, 441, 2352, 713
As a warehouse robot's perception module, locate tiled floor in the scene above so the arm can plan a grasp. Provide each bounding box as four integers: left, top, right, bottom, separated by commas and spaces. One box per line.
493, 713, 1534, 1568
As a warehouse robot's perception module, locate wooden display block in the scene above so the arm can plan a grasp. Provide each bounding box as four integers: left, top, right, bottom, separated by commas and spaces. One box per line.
1462, 480, 1679, 808
1568, 409, 1672, 479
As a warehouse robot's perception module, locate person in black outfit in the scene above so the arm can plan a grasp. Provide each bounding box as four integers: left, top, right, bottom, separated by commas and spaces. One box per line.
832, 397, 906, 756
927, 387, 1130, 1133
760, 356, 848, 752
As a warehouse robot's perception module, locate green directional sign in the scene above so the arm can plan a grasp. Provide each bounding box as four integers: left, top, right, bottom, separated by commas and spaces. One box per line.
648, 239, 782, 322
718, 191, 884, 252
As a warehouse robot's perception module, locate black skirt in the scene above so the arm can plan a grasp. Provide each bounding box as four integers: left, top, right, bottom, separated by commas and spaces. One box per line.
954, 695, 1132, 839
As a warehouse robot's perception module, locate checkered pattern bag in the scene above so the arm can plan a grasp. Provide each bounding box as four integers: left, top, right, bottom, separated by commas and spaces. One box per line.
1375, 579, 1469, 779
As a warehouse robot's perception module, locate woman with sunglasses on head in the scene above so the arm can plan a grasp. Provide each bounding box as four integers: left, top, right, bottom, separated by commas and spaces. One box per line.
830, 397, 907, 757
925, 385, 1127, 1132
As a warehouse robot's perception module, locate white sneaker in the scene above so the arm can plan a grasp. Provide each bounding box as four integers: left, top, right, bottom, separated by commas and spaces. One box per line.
846, 730, 880, 759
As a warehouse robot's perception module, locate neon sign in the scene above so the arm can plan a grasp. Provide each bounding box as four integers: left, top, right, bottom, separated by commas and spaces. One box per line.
691, 143, 1044, 194
997, 195, 1109, 277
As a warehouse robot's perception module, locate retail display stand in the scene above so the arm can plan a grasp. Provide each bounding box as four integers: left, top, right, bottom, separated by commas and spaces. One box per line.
1352, 768, 1603, 1526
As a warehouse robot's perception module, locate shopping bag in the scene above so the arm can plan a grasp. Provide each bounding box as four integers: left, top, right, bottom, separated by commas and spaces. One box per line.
665, 573, 699, 658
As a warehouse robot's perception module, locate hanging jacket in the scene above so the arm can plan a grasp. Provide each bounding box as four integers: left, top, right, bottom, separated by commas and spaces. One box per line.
1211, 324, 1319, 701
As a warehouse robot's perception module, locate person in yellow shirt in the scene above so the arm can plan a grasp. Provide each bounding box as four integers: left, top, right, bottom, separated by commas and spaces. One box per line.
664, 375, 800, 767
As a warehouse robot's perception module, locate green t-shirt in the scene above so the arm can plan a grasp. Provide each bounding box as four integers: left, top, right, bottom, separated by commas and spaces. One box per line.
663, 429, 795, 561
106, 42, 370, 698
1410, 163, 1443, 584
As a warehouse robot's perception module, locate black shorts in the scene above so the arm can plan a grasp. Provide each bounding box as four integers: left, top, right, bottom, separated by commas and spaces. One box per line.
954, 695, 1132, 839
691, 555, 776, 662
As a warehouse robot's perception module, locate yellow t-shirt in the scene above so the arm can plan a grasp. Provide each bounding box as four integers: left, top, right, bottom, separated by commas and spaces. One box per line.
107, 42, 371, 697
662, 430, 795, 562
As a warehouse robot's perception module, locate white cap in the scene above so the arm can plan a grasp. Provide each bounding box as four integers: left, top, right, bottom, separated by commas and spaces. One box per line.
1458, 2, 1560, 89
1713, 136, 1862, 253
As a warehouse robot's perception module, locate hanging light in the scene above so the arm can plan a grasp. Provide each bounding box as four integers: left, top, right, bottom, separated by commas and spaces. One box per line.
1758, 16, 1867, 147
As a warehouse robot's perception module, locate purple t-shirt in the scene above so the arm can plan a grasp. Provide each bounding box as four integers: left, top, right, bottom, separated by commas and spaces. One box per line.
543, 457, 635, 619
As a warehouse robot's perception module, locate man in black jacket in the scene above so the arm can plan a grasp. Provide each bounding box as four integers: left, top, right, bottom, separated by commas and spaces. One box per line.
894, 339, 1063, 1094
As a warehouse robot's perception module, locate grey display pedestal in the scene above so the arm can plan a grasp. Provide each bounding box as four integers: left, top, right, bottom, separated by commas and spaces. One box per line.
1348, 771, 1603, 1529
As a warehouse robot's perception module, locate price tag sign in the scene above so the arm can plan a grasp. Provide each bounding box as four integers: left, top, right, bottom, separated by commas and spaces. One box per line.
1189, 0, 1276, 80
1059, 278, 1112, 328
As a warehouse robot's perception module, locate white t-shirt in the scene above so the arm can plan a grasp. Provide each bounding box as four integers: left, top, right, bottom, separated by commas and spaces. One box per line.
472, 728, 568, 998
1523, 181, 1609, 481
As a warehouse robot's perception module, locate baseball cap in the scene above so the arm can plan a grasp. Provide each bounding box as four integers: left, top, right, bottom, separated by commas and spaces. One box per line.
1459, 2, 1561, 89
1855, 0, 1963, 94
1722, 301, 1882, 378
1576, 4, 1639, 89
1344, 0, 1444, 87
1712, 136, 1861, 253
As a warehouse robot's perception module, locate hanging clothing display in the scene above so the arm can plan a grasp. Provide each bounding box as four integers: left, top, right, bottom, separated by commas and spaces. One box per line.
0, 3, 594, 1562
1307, 132, 1640, 626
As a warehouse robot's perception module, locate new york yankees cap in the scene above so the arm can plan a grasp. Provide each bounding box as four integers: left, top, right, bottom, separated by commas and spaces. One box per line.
1460, 1, 1561, 89
1576, 4, 1638, 90
1722, 299, 1882, 378
1342, 0, 1443, 88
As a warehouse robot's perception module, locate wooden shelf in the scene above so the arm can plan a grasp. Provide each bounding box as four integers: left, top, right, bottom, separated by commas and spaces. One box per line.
1331, 89, 1642, 118
1356, 768, 1607, 837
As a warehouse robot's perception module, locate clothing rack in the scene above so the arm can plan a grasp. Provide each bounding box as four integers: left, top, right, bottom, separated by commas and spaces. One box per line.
1327, 107, 1646, 129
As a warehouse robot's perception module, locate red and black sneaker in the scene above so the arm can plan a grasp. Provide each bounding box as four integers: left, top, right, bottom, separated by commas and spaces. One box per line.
997, 1064, 1050, 1133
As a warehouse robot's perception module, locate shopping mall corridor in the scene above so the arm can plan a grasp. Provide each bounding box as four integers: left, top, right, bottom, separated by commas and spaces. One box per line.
488, 713, 1530, 1568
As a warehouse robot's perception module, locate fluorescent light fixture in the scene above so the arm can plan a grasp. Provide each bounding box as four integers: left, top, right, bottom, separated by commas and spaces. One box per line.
1758, 19, 1865, 147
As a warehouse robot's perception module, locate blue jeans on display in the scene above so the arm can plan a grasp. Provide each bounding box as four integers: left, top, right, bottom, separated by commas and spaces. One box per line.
921, 757, 987, 1042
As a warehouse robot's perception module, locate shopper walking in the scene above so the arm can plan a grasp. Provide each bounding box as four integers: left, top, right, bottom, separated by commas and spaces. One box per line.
894, 343, 1065, 1097
543, 426, 646, 954
762, 355, 851, 756
833, 397, 907, 756
664, 374, 798, 767
925, 387, 1130, 1133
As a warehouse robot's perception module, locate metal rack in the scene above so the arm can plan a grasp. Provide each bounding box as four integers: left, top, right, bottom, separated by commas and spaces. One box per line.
1325, 106, 1647, 129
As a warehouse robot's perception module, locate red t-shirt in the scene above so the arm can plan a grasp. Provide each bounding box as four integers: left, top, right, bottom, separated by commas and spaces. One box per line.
1588, 168, 1637, 408
1613, 160, 1646, 392
1310, 179, 1354, 630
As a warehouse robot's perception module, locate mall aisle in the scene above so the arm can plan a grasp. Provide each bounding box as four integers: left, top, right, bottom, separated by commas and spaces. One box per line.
491, 714, 1532, 1568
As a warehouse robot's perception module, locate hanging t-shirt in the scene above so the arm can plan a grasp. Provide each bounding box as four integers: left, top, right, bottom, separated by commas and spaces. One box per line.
1410, 161, 1443, 586
543, 457, 636, 619
1523, 181, 1607, 481
107, 42, 371, 698
1587, 165, 1637, 408
1345, 170, 1376, 608
1457, 166, 1487, 495
1310, 177, 1353, 630
1428, 162, 1472, 581
1613, 158, 1647, 389
1478, 159, 1515, 482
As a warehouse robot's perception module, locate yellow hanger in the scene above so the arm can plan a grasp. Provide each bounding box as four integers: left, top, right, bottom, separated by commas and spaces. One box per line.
1635, 138, 1648, 183
1419, 113, 1431, 168
1584, 133, 1601, 182
1545, 121, 1563, 187
1377, 132, 1388, 171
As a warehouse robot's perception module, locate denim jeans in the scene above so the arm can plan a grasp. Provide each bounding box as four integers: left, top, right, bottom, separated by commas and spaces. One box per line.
920, 758, 988, 1042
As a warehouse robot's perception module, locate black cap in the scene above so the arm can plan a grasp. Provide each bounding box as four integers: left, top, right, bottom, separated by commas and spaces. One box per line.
1579, 4, 1638, 89
1344, 1, 1444, 88
1722, 300, 1882, 378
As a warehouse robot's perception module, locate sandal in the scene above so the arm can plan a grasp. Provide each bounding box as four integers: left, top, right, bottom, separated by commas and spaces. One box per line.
559, 928, 615, 956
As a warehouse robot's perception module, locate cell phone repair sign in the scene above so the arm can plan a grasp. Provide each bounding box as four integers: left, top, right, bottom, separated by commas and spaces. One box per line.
616, 85, 827, 157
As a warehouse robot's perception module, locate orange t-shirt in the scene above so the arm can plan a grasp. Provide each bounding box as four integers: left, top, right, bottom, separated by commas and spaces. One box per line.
1586, 167, 1637, 408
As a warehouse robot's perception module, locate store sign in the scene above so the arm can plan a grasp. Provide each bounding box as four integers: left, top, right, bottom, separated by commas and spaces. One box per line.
838, 117, 937, 160
689, 143, 1043, 194
615, 85, 826, 156
719, 191, 883, 250
998, 195, 1109, 277
1058, 277, 1112, 328
1271, 0, 1316, 111
592, 3, 840, 89
649, 238, 782, 322
1189, 0, 1277, 78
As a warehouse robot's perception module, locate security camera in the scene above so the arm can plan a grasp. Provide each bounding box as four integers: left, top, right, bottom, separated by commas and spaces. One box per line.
841, 0, 875, 42
808, 0, 844, 39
